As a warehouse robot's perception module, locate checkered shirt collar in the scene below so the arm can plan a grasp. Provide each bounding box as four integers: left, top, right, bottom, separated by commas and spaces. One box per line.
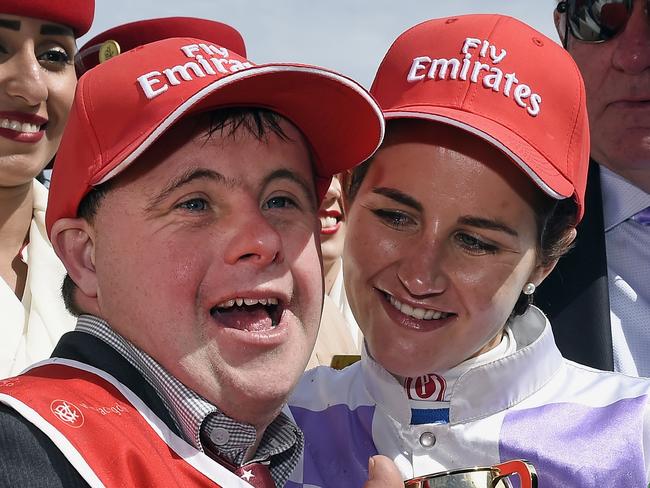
75, 314, 303, 487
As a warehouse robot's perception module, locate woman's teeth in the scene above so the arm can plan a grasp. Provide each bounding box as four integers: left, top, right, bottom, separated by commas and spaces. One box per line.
0, 119, 41, 133
320, 216, 339, 228
388, 294, 449, 320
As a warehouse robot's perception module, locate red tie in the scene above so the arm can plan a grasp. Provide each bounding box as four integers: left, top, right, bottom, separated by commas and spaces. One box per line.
201, 440, 276, 488
233, 463, 276, 488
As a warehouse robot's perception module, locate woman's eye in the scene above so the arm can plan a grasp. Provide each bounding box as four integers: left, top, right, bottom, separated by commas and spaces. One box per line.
37, 47, 72, 68
456, 233, 498, 254
371, 208, 414, 229
178, 198, 208, 212
264, 196, 296, 210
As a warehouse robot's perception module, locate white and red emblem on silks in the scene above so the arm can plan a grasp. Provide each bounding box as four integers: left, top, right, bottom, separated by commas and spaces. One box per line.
50, 399, 85, 428
404, 374, 447, 401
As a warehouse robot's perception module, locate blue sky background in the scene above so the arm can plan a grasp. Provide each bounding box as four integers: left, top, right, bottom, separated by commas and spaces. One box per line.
82, 1, 558, 88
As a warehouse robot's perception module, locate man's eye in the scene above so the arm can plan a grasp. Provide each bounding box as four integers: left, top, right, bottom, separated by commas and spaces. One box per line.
37, 48, 71, 68
371, 208, 414, 229
178, 198, 208, 212
455, 233, 498, 255
264, 196, 296, 210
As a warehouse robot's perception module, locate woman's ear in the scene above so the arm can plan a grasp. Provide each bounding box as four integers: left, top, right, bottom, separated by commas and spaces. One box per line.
50, 218, 98, 299
530, 227, 577, 286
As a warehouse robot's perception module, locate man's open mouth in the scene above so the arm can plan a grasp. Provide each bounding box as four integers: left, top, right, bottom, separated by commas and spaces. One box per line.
210, 297, 283, 332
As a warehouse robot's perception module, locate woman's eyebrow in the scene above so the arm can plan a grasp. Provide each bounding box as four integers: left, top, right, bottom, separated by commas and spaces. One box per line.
0, 19, 21, 31
40, 24, 74, 36
458, 216, 519, 237
372, 187, 423, 213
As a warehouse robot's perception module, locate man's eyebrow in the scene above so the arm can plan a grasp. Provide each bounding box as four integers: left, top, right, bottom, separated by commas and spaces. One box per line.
40, 24, 74, 36
458, 216, 519, 237
146, 168, 225, 210
0, 19, 20, 31
371, 187, 423, 213
261, 168, 318, 210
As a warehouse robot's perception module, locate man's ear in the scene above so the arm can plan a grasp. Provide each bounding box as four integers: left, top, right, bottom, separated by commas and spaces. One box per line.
529, 227, 577, 286
50, 218, 98, 299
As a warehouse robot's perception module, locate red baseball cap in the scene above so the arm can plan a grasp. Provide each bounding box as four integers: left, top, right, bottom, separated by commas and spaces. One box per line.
371, 14, 590, 221
46, 37, 384, 236
1, 0, 94, 37
75, 17, 246, 77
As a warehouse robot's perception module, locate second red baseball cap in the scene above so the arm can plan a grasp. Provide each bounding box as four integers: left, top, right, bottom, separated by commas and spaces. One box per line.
370, 14, 590, 220
75, 17, 246, 76
46, 37, 384, 236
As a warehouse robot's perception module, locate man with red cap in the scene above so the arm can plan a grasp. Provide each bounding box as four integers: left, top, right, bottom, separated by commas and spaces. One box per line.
0, 36, 384, 487
0, 0, 94, 378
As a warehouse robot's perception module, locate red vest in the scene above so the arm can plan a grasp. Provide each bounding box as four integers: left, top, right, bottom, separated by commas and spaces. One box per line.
0, 359, 254, 487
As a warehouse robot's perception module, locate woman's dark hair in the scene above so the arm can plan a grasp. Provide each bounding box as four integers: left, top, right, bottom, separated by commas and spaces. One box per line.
344, 131, 580, 318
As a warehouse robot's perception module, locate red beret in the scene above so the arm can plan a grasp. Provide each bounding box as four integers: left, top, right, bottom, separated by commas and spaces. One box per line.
76, 17, 246, 77
1, 0, 94, 37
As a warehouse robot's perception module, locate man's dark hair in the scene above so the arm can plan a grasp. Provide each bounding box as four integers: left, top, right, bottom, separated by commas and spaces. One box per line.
61, 107, 292, 315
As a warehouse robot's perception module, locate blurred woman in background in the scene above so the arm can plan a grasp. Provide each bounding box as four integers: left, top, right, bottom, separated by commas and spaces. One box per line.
308, 174, 361, 368
0, 1, 94, 377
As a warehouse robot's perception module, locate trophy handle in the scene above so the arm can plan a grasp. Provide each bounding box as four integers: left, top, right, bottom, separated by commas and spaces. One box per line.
492, 459, 538, 488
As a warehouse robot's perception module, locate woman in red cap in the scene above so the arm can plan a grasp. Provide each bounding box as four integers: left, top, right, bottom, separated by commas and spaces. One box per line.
289, 14, 650, 488
0, 1, 94, 377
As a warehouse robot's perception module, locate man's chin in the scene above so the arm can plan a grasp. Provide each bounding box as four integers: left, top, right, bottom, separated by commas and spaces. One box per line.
221, 376, 301, 426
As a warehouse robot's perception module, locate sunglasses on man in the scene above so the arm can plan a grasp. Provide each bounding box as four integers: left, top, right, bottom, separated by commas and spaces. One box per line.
557, 0, 649, 43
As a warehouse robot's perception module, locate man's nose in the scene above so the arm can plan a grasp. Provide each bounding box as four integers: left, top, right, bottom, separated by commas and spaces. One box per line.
396, 237, 448, 296
224, 210, 283, 267
612, 0, 650, 73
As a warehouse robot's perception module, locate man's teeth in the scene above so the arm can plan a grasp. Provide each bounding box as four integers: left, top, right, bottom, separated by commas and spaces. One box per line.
0, 119, 41, 133
216, 297, 279, 309
320, 216, 338, 228
388, 294, 449, 320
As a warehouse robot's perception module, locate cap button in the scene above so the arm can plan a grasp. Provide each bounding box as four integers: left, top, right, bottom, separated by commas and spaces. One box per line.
99, 40, 121, 64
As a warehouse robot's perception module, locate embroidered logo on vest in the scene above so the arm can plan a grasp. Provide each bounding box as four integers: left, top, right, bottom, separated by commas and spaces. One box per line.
50, 400, 85, 428
404, 374, 446, 401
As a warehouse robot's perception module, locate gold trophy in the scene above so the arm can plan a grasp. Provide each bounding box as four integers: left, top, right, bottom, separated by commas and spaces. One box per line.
404, 459, 537, 488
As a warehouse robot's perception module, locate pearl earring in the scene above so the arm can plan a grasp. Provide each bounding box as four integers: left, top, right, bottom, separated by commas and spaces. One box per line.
523, 282, 536, 295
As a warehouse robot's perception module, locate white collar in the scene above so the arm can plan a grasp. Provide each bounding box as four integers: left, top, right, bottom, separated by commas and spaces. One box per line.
600, 166, 650, 231
360, 307, 564, 425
